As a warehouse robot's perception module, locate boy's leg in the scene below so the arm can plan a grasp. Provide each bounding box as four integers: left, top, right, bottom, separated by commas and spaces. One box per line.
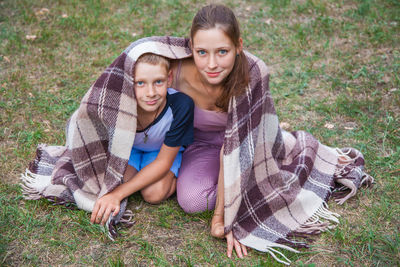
123, 165, 138, 183
139, 150, 181, 204
140, 171, 176, 204
125, 147, 141, 182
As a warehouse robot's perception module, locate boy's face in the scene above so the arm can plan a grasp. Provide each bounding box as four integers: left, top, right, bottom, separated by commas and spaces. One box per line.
134, 62, 172, 115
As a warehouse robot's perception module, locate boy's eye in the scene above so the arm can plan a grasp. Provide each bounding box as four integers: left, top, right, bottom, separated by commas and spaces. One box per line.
219, 49, 228, 55
136, 81, 144, 86
197, 50, 206, 56
155, 79, 164, 85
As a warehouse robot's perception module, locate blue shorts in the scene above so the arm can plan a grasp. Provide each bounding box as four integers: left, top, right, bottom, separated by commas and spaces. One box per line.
128, 147, 183, 177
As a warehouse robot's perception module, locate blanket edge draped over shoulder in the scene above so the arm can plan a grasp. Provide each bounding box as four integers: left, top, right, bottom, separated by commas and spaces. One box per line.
21, 36, 193, 239
223, 51, 373, 264
21, 36, 372, 263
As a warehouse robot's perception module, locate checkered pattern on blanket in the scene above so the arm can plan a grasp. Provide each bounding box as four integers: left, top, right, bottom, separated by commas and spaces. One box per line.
21, 37, 371, 261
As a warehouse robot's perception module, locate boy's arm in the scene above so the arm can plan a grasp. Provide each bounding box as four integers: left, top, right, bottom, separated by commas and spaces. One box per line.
90, 144, 180, 225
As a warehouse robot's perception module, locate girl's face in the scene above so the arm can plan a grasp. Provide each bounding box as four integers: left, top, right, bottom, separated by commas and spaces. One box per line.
192, 27, 242, 87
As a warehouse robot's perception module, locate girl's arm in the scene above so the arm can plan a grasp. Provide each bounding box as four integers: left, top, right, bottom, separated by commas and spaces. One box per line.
211, 145, 248, 258
90, 144, 180, 225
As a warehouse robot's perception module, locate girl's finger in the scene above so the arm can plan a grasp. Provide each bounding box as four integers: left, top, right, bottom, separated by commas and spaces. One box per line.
233, 237, 243, 258
226, 232, 234, 258
241, 243, 248, 256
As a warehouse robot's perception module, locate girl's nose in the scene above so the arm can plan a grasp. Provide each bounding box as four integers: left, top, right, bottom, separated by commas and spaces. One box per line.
208, 55, 217, 69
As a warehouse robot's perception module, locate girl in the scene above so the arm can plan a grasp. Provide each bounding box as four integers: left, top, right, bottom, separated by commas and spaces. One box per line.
171, 4, 249, 258
171, 4, 371, 262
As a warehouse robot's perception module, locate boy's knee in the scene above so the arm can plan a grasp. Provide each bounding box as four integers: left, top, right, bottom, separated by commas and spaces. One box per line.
141, 186, 167, 204
141, 176, 175, 204
142, 192, 164, 204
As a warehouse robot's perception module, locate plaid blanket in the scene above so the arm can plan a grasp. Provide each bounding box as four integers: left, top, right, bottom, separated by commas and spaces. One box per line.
21, 36, 372, 262
223, 51, 372, 264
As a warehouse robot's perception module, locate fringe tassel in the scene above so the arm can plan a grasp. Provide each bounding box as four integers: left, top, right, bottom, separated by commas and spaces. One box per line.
294, 202, 340, 235
105, 209, 135, 241
266, 247, 293, 266
332, 148, 375, 204
120, 209, 135, 227
20, 169, 51, 200
361, 174, 374, 187
334, 148, 354, 178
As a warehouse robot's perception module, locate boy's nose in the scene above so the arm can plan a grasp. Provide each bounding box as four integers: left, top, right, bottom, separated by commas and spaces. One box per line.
146, 85, 156, 97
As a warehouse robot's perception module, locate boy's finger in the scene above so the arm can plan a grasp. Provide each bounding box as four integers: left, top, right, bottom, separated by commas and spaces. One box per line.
101, 208, 112, 225
113, 206, 120, 216
96, 206, 105, 224
90, 203, 99, 223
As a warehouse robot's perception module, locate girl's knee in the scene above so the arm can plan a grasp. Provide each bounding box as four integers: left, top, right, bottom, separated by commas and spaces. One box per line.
177, 190, 216, 213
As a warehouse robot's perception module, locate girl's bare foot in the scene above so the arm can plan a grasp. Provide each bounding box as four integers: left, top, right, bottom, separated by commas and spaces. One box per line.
211, 213, 224, 238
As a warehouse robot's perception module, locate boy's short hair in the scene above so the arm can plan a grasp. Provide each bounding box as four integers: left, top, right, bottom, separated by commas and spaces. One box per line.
135, 53, 170, 73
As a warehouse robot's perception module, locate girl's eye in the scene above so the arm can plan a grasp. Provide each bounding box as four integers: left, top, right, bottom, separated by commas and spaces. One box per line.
197, 50, 206, 56
219, 49, 228, 55
136, 81, 144, 86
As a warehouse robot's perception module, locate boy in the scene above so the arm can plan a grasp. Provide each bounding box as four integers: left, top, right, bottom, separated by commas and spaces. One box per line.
90, 54, 194, 225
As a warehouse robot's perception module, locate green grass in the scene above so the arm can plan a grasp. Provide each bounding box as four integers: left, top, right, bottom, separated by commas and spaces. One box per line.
1, 0, 399, 265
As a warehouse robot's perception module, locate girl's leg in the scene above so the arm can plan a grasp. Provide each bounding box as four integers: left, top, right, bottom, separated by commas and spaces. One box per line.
176, 143, 221, 213
211, 146, 225, 238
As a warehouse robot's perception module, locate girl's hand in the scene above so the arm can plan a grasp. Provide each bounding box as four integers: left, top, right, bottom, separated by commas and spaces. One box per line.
226, 231, 248, 258
90, 193, 120, 225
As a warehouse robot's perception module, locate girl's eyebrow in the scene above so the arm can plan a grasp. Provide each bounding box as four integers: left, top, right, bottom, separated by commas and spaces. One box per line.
193, 46, 231, 50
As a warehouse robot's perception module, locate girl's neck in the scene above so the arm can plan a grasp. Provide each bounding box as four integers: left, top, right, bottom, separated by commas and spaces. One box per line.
197, 71, 223, 97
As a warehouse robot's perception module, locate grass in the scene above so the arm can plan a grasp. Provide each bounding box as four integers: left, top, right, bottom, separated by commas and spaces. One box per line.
1, 0, 399, 265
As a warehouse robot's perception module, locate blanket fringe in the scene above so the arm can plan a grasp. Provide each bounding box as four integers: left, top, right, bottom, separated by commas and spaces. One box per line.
266, 247, 293, 265
106, 209, 135, 241
332, 148, 374, 204
294, 202, 339, 235
360, 174, 374, 187
334, 148, 354, 178
20, 169, 50, 200
243, 202, 340, 265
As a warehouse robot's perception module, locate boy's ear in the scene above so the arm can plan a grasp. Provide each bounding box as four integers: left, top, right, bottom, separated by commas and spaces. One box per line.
189, 39, 193, 51
167, 70, 173, 86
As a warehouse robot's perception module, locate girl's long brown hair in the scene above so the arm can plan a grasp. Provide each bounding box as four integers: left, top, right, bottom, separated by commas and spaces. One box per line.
190, 4, 249, 112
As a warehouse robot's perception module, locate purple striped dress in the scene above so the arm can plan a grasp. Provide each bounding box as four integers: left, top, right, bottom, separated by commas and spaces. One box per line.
176, 106, 227, 213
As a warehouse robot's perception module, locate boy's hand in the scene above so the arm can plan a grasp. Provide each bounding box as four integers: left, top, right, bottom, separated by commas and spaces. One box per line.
90, 193, 120, 225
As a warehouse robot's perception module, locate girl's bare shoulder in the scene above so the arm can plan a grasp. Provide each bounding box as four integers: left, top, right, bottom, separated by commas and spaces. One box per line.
171, 58, 197, 90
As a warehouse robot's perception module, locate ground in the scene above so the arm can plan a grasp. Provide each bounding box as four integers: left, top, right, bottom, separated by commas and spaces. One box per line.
0, 0, 399, 266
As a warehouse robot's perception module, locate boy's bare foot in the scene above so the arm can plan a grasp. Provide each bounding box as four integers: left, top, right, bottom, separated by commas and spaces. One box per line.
211, 213, 225, 238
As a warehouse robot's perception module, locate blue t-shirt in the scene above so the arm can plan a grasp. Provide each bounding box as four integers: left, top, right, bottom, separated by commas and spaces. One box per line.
133, 88, 194, 152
